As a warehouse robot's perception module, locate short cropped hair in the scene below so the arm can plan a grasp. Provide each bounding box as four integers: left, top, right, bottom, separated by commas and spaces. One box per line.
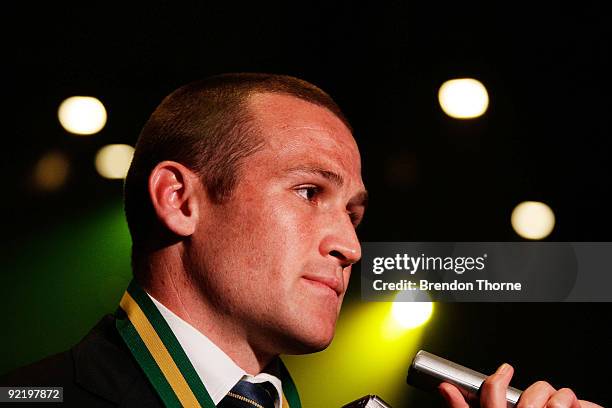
124, 73, 351, 272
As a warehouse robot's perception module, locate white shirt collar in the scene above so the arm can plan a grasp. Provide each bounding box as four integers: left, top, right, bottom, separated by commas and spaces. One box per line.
146, 292, 284, 407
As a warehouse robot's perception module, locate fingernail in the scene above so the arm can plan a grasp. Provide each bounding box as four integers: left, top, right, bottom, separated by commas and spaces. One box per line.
496, 363, 509, 374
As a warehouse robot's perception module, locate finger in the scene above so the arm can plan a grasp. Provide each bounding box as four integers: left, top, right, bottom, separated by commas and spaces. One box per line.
438, 383, 469, 408
578, 401, 604, 408
545, 388, 580, 408
481, 363, 514, 408
517, 381, 556, 408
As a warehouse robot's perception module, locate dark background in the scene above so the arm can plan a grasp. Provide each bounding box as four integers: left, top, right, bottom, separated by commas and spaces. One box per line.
3, 2, 611, 406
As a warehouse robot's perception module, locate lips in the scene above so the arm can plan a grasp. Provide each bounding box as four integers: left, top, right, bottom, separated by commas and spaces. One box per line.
302, 274, 343, 296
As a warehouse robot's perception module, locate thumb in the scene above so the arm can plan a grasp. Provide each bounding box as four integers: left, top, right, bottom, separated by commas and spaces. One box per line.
481, 363, 514, 408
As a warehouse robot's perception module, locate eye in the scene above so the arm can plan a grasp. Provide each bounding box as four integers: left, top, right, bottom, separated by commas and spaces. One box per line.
295, 185, 320, 202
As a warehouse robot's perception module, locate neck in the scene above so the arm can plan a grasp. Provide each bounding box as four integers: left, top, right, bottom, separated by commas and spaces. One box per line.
137, 248, 275, 374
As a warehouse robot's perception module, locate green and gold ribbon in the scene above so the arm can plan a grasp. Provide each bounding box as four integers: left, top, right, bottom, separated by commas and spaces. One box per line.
116, 280, 302, 408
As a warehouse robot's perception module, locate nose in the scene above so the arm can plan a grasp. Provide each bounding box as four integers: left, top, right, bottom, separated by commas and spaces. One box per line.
319, 215, 362, 268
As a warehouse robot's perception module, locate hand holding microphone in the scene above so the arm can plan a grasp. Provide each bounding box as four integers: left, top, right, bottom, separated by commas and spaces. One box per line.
407, 350, 603, 408
343, 350, 602, 408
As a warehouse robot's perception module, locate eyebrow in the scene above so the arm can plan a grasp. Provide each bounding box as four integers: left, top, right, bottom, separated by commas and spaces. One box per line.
285, 165, 345, 188
284, 165, 369, 208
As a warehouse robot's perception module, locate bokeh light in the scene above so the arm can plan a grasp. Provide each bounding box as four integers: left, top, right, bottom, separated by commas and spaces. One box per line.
95, 144, 134, 179
391, 302, 434, 329
58, 96, 107, 135
391, 294, 434, 330
511, 201, 556, 240
438, 78, 489, 119
33, 151, 70, 191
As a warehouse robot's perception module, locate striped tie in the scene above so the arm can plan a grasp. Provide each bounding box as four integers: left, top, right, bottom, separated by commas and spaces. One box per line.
218, 380, 277, 408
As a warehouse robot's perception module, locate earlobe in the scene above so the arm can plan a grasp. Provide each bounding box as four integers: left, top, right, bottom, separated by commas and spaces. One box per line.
148, 161, 201, 237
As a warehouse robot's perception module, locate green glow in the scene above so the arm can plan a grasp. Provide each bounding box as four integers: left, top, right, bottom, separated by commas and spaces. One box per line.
1, 200, 132, 374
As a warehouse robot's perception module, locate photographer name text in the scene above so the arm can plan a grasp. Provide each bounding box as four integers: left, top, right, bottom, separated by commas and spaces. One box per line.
372, 279, 522, 292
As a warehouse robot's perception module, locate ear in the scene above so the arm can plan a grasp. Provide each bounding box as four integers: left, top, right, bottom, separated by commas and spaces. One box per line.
148, 161, 203, 237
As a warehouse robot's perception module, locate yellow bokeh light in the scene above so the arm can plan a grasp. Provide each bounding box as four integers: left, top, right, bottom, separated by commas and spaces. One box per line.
58, 96, 107, 135
391, 300, 434, 330
33, 151, 70, 191
95, 144, 134, 179
511, 201, 556, 240
438, 78, 489, 119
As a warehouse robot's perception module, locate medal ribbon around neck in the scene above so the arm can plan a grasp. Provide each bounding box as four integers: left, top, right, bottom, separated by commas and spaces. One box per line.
115, 280, 301, 408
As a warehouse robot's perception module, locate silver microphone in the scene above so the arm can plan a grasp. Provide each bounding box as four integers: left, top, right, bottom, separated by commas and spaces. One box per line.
342, 395, 392, 408
407, 350, 522, 408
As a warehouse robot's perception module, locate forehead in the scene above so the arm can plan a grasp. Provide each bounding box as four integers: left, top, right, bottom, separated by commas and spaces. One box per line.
247, 93, 362, 178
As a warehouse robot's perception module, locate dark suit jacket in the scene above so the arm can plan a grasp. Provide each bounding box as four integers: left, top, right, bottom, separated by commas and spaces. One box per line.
1, 314, 164, 407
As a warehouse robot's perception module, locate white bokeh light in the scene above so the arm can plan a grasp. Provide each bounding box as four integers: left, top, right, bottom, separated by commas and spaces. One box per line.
58, 96, 107, 135
391, 290, 433, 330
438, 78, 489, 119
511, 201, 556, 240
95, 144, 134, 179
391, 301, 434, 329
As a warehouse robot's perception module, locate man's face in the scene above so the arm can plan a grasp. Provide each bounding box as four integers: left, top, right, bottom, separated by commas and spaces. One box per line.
190, 93, 366, 355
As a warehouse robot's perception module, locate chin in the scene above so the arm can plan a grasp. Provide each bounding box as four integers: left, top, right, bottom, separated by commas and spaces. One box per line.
304, 330, 335, 352
282, 317, 337, 355
275, 290, 341, 354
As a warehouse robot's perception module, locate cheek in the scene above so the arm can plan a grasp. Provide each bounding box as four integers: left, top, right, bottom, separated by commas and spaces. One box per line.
224, 198, 311, 280
250, 196, 318, 251
210, 186, 323, 290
